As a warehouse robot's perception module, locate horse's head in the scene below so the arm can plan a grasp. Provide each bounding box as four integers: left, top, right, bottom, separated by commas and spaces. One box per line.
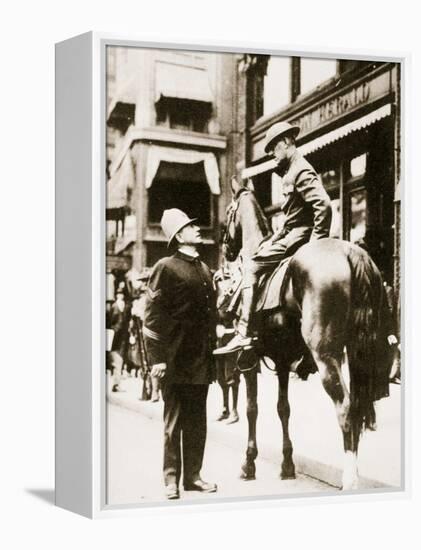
223, 200, 242, 262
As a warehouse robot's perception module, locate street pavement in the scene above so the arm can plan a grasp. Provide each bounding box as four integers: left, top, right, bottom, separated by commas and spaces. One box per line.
107, 402, 335, 506
107, 363, 402, 505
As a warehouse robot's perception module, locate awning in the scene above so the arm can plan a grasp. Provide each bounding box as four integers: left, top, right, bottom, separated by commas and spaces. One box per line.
107, 74, 138, 118
242, 159, 278, 180
299, 103, 392, 156
145, 145, 220, 195
106, 153, 134, 210
241, 104, 392, 180
155, 61, 213, 103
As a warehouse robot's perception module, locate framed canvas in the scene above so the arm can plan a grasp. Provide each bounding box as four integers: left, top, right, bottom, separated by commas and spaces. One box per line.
55, 32, 409, 518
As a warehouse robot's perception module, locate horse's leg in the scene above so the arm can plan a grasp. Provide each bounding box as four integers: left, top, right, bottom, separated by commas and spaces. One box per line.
216, 382, 230, 420
342, 350, 363, 490
231, 381, 239, 417
226, 382, 239, 424
151, 374, 160, 402
277, 366, 295, 479
311, 349, 357, 490
239, 368, 258, 480
222, 381, 229, 414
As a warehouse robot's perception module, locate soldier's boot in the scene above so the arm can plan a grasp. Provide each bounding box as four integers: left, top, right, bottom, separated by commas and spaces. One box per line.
213, 286, 257, 355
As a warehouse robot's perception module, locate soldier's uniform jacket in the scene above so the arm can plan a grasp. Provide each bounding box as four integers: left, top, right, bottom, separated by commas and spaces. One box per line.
275, 150, 332, 240
143, 250, 216, 385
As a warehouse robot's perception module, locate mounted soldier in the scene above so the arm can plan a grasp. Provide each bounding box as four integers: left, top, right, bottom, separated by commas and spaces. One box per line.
214, 120, 332, 355
210, 123, 392, 490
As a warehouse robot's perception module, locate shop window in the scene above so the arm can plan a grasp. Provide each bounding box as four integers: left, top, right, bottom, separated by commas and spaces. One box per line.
320, 168, 341, 238
329, 197, 342, 239
263, 56, 291, 116
300, 57, 337, 95
350, 153, 367, 178
156, 97, 212, 133
348, 187, 367, 243
320, 168, 340, 194
148, 161, 211, 227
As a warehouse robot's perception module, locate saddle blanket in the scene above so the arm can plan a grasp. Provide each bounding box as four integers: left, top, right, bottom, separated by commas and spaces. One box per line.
256, 257, 291, 311
227, 257, 291, 315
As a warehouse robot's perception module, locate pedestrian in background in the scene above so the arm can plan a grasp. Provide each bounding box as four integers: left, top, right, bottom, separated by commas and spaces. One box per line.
131, 270, 160, 401
143, 208, 217, 500
108, 288, 130, 392
382, 276, 400, 383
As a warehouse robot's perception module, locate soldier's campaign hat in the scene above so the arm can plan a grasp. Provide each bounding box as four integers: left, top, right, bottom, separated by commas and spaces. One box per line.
161, 208, 197, 246
264, 121, 300, 153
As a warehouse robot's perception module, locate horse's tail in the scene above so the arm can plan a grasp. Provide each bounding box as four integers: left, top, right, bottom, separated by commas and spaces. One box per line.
346, 244, 391, 432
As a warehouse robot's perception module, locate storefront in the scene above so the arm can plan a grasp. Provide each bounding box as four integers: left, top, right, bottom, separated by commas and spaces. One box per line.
243, 61, 400, 297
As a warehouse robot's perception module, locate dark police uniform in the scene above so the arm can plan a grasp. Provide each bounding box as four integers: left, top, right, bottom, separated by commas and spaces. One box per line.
143, 250, 216, 488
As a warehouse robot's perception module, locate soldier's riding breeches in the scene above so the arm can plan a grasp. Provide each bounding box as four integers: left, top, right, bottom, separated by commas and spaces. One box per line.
242, 226, 312, 288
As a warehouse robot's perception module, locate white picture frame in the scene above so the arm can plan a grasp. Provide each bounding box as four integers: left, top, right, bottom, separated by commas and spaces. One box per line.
55, 32, 410, 518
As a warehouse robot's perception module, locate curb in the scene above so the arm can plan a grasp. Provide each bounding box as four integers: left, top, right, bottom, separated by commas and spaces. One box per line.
107, 391, 396, 491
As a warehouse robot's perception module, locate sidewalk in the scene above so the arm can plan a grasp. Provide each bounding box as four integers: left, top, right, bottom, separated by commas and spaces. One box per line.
108, 365, 402, 490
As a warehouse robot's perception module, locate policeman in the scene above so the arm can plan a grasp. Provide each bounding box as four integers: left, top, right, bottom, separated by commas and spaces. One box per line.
143, 208, 217, 500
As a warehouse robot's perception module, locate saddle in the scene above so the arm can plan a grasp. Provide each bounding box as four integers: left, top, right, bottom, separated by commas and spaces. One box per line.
225, 257, 292, 316
256, 257, 292, 311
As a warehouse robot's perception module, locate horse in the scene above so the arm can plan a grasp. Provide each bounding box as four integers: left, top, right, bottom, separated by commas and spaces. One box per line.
219, 189, 393, 490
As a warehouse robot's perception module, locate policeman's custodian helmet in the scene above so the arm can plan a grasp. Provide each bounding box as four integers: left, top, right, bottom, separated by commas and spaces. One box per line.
161, 208, 198, 246
264, 121, 300, 154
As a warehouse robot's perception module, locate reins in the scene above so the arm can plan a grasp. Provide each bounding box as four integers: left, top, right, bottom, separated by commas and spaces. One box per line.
259, 353, 278, 372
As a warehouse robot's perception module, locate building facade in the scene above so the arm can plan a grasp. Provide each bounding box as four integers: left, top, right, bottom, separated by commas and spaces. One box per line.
106, 47, 237, 295
236, 54, 401, 312
106, 47, 401, 322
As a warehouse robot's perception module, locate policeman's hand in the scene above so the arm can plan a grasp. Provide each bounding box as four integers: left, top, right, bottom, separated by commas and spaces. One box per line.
151, 363, 167, 379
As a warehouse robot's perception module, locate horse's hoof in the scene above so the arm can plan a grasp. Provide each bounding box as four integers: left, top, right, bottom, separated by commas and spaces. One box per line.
280, 473, 296, 480
239, 471, 256, 481
240, 465, 256, 481
280, 466, 296, 480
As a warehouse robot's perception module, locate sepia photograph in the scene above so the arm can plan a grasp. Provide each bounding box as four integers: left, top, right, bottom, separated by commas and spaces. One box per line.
104, 44, 402, 506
